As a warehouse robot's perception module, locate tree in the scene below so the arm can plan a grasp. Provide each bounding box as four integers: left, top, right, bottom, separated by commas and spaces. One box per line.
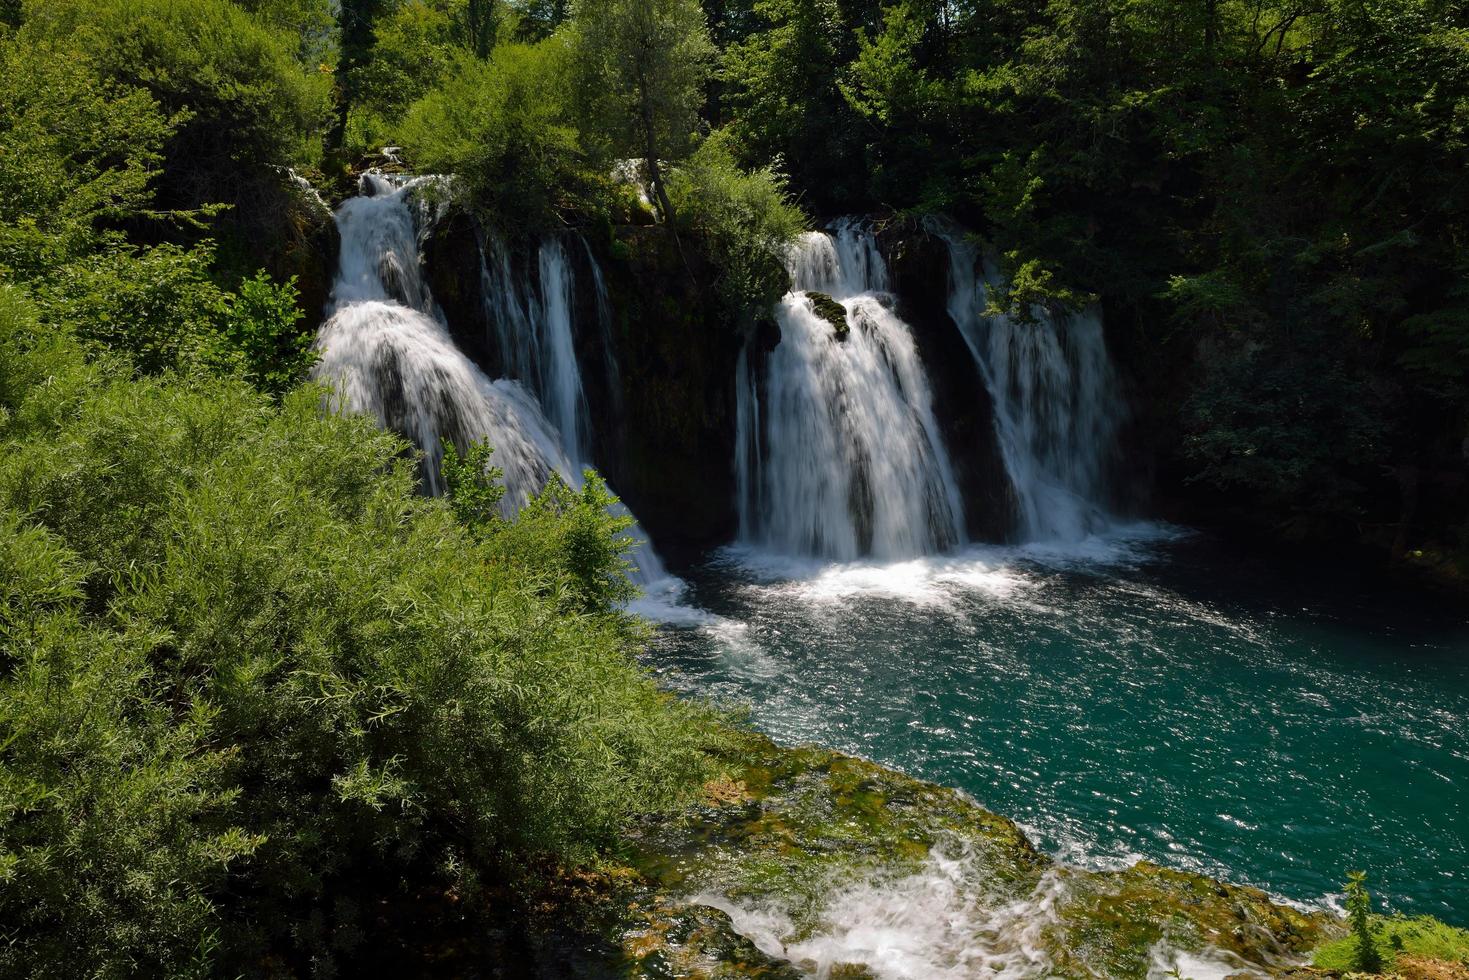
572, 0, 716, 223
1346, 871, 1384, 972
332, 0, 392, 151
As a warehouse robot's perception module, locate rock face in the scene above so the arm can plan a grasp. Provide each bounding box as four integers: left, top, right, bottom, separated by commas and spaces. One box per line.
544, 732, 1340, 978
805, 291, 850, 340
587, 226, 746, 557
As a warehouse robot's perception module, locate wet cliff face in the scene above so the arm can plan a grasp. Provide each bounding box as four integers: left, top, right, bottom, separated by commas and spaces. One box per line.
422, 214, 745, 557
587, 227, 745, 559
422, 210, 488, 370
879, 224, 1018, 543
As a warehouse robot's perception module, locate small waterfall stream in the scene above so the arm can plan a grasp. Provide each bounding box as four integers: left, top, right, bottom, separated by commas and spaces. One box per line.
736, 222, 966, 560
479, 237, 594, 463
477, 229, 676, 591
936, 227, 1122, 542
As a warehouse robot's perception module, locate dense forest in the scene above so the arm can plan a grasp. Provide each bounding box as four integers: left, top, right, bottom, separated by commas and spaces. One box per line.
1, 0, 1467, 975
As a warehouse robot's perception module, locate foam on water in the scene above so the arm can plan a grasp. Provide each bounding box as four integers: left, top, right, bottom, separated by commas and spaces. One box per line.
1147, 944, 1269, 980
692, 852, 1073, 979
709, 522, 1180, 612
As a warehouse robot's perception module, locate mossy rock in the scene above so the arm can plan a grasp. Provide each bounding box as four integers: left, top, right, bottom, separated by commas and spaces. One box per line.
806, 292, 849, 340
584, 732, 1343, 977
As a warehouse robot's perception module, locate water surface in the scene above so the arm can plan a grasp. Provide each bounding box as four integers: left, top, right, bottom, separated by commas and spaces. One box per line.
647, 529, 1469, 920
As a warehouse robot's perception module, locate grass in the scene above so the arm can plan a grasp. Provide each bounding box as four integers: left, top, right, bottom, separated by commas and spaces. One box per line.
1313, 915, 1469, 973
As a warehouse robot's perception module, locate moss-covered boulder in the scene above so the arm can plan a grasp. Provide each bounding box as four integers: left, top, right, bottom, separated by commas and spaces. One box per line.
805, 291, 849, 340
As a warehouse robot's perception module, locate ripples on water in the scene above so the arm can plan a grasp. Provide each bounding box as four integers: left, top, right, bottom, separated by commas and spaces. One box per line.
643, 526, 1469, 922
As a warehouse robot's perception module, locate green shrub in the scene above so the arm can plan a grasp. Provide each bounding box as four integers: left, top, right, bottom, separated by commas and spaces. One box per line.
0, 294, 726, 976
1346, 871, 1384, 972
21, 0, 332, 202
1314, 912, 1469, 973
0, 35, 174, 275
223, 272, 318, 399
668, 131, 808, 319
343, 0, 461, 154
398, 39, 590, 233
31, 242, 237, 377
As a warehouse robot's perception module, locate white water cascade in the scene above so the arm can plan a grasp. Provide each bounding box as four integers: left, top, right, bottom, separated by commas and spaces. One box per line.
479, 237, 594, 463
936, 227, 1122, 542
315, 174, 679, 597
736, 222, 966, 560
314, 174, 572, 510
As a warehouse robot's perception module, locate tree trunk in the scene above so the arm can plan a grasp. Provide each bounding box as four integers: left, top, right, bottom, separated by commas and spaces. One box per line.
646, 153, 676, 226
639, 97, 676, 225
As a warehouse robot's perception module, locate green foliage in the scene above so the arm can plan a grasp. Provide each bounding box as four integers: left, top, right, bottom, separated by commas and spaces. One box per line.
223, 272, 318, 398
1314, 898, 1469, 971
0, 296, 726, 977
343, 0, 462, 153
22, 0, 333, 204
35, 242, 237, 377
1346, 871, 1384, 972
440, 437, 508, 533
1, 22, 323, 390
572, 0, 717, 220
0, 36, 175, 275
399, 39, 589, 232
493, 472, 641, 614
1182, 330, 1392, 525
722, 0, 867, 208
668, 132, 807, 318
237, 0, 336, 68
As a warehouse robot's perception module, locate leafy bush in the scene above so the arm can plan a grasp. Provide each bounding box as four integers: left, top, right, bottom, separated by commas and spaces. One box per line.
1181, 329, 1393, 529
1313, 909, 1469, 972
398, 39, 590, 233
1346, 871, 1384, 972
223, 272, 319, 399
667, 132, 807, 319
21, 0, 332, 204
0, 36, 174, 275
31, 242, 237, 377
0, 292, 726, 976
343, 0, 462, 154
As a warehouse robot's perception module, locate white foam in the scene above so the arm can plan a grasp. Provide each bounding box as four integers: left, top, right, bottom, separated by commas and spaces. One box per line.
710, 524, 1179, 611
692, 851, 1070, 979
1147, 942, 1268, 980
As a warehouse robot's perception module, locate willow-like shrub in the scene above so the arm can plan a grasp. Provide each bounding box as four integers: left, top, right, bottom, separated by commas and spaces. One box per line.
0, 288, 725, 977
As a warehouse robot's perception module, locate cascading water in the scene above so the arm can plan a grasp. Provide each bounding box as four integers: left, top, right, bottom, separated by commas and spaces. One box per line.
935, 226, 1123, 542
479, 237, 592, 463
476, 227, 678, 593
736, 222, 966, 560
316, 174, 677, 595
314, 174, 571, 510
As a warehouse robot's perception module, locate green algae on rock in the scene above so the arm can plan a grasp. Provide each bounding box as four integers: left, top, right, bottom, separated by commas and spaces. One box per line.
805, 292, 850, 340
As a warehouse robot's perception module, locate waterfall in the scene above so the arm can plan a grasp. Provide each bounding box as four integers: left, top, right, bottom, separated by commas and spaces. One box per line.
736, 222, 966, 561
314, 174, 678, 596
477, 227, 677, 591
480, 238, 592, 463
935, 225, 1122, 542
314, 174, 572, 511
